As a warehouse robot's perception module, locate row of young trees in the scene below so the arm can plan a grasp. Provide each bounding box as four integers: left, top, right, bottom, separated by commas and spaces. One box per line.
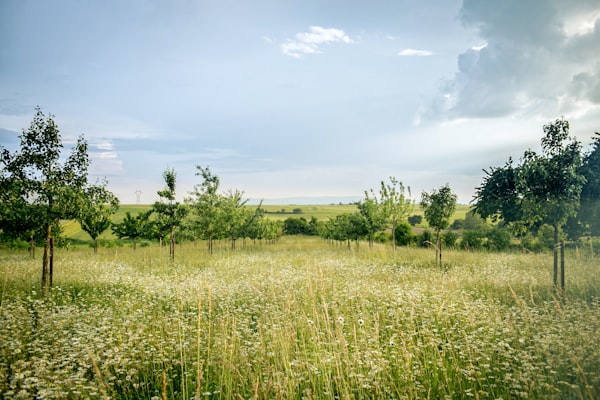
308, 180, 456, 268
110, 166, 282, 257
1, 109, 598, 292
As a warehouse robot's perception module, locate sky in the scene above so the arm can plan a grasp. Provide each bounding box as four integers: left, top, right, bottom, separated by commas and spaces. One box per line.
1, 0, 600, 205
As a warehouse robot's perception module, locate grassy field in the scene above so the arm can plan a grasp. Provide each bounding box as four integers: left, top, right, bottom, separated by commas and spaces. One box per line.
1, 237, 599, 399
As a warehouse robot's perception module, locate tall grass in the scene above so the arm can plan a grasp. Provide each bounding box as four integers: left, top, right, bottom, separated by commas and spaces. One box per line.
1, 237, 599, 399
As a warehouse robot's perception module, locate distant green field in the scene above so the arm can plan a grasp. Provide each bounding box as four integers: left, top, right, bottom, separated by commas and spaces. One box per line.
62, 203, 473, 242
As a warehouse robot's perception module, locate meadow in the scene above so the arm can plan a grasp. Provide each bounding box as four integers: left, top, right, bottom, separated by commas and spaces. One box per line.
1, 236, 599, 399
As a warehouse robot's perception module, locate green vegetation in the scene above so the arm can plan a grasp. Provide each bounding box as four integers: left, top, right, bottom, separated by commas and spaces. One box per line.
259, 204, 359, 221
1, 239, 599, 399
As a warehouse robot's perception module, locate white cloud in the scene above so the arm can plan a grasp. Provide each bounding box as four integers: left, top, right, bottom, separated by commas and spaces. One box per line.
281, 26, 352, 58
563, 11, 600, 37
398, 48, 433, 56
425, 0, 600, 122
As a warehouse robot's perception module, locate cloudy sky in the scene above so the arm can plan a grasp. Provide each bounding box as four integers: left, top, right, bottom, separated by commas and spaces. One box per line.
1, 0, 599, 204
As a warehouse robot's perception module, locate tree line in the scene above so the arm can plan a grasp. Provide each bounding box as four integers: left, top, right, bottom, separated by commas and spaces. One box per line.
1, 109, 598, 292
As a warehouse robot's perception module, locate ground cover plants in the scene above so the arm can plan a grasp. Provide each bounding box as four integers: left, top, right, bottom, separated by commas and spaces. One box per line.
1, 237, 599, 399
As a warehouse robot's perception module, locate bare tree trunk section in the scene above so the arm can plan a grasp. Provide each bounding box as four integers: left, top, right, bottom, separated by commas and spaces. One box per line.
438, 238, 443, 270
42, 224, 51, 293
170, 227, 175, 260
49, 237, 54, 288
560, 240, 565, 290
553, 226, 559, 287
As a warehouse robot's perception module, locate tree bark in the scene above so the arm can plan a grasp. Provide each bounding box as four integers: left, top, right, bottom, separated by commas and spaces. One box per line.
438, 237, 443, 270
170, 227, 175, 260
435, 231, 441, 269
29, 234, 35, 259
49, 237, 54, 288
553, 225, 559, 287
42, 224, 51, 293
560, 239, 565, 290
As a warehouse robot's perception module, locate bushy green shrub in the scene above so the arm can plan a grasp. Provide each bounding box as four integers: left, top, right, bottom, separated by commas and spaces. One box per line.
450, 219, 464, 230
443, 231, 459, 248
407, 215, 422, 226
394, 222, 414, 246
418, 230, 433, 248
461, 230, 486, 250
486, 226, 512, 251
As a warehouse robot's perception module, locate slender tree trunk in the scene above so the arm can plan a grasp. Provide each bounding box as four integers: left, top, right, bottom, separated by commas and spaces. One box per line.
435, 230, 441, 269
42, 224, 51, 293
391, 224, 396, 252
438, 237, 443, 270
560, 239, 565, 290
553, 225, 559, 287
49, 237, 54, 288
29, 234, 35, 258
170, 227, 175, 260
94, 238, 98, 254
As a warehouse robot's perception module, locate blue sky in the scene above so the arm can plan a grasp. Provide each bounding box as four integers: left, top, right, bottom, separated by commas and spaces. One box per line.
1, 0, 599, 204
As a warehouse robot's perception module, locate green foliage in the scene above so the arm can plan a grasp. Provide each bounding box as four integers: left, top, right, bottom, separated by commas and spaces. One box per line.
421, 184, 458, 267
463, 211, 487, 230
152, 168, 189, 258
186, 166, 269, 252
461, 230, 486, 250
442, 231, 459, 248
472, 158, 522, 224
0, 107, 113, 290
450, 219, 464, 230
407, 214, 423, 226
393, 221, 413, 246
420, 184, 458, 235
111, 211, 151, 250
78, 182, 119, 253
418, 229, 433, 248
187, 165, 224, 253
283, 217, 313, 235
473, 119, 585, 238
573, 132, 600, 236
485, 226, 512, 251
357, 196, 385, 247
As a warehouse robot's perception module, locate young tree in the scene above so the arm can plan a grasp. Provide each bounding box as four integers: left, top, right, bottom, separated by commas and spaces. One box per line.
111, 211, 150, 250
0, 107, 104, 292
78, 182, 119, 253
357, 195, 385, 248
188, 165, 223, 254
472, 119, 585, 288
152, 168, 188, 260
378, 177, 414, 251
221, 189, 249, 250
420, 184, 457, 269
518, 119, 584, 288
